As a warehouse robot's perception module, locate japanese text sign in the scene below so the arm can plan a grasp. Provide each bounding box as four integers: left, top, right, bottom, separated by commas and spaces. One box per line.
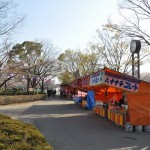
104, 71, 140, 92
90, 71, 104, 85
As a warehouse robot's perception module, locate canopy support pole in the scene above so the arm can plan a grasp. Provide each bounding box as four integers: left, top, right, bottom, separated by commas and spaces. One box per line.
124, 91, 127, 130
104, 87, 109, 119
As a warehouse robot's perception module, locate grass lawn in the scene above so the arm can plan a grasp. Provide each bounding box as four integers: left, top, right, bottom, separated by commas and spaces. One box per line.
0, 114, 53, 150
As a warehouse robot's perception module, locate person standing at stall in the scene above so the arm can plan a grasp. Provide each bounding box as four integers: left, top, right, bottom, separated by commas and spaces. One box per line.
119, 96, 125, 108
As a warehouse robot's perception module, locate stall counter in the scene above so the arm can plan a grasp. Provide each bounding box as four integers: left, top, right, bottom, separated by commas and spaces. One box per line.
108, 109, 125, 127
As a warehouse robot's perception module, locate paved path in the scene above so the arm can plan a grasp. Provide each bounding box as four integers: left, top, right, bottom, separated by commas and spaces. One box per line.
0, 96, 150, 150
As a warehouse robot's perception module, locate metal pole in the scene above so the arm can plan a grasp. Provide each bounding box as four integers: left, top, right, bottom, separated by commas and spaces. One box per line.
137, 52, 140, 79
132, 53, 134, 77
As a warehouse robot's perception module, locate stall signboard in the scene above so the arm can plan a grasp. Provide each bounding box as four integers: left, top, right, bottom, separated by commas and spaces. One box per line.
82, 75, 90, 87
104, 71, 141, 92
90, 71, 105, 85
89, 70, 140, 92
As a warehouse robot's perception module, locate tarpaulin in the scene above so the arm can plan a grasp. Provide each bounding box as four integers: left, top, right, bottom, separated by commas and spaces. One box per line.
95, 91, 122, 102
73, 96, 82, 104
127, 81, 150, 125
87, 91, 95, 110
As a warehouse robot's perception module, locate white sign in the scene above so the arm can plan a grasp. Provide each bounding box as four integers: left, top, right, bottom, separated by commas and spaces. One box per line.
90, 71, 104, 85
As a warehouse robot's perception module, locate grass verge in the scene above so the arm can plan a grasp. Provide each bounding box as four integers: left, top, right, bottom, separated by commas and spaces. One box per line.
0, 114, 53, 150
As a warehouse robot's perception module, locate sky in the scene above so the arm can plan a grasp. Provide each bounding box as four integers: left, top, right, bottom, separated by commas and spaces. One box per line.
13, 0, 118, 50
12, 0, 149, 73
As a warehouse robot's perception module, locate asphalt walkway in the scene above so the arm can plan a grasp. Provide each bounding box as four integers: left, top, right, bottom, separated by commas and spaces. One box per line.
0, 96, 149, 150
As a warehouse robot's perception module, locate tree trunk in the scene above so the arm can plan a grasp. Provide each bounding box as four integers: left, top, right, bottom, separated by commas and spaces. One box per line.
27, 78, 30, 94
41, 79, 44, 93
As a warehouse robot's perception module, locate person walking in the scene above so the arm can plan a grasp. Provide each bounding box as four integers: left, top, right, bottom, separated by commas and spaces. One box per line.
47, 88, 51, 98
53, 89, 56, 97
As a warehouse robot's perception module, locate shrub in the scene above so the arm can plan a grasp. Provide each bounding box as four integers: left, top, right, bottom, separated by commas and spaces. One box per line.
0, 94, 46, 105
0, 114, 53, 150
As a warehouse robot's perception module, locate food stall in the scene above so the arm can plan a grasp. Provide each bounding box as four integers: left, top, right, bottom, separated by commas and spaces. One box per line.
69, 67, 150, 131
70, 78, 87, 105
89, 68, 142, 128
60, 83, 71, 98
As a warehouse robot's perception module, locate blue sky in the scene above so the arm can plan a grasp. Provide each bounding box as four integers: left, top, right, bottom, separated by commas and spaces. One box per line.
13, 0, 118, 50
12, 0, 150, 73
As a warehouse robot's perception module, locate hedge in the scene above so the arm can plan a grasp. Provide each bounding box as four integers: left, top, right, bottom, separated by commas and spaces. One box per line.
0, 94, 46, 105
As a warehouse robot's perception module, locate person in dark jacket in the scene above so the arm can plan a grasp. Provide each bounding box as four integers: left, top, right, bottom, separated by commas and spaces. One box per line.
47, 89, 51, 98
53, 89, 56, 97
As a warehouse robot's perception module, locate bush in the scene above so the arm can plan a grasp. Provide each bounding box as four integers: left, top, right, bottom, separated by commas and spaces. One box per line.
0, 94, 46, 105
0, 90, 7, 95
0, 114, 53, 150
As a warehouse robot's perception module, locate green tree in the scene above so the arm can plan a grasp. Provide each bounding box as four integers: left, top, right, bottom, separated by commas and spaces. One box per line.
8, 41, 61, 93
8, 41, 42, 92
58, 49, 102, 83
58, 71, 73, 84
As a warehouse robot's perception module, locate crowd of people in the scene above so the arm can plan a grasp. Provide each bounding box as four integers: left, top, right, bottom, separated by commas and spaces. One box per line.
47, 89, 56, 98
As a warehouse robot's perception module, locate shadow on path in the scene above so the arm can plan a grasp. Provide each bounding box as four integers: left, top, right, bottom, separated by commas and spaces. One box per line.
0, 96, 150, 150
20, 98, 150, 150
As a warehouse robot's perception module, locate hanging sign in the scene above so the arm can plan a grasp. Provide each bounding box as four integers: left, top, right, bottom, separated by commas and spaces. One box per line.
89, 70, 140, 92
90, 71, 105, 85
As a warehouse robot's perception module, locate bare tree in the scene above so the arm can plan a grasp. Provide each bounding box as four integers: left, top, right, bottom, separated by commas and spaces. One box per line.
0, 39, 17, 89
0, 0, 25, 91
36, 41, 61, 92
102, 0, 150, 75
107, 0, 150, 45
141, 72, 150, 82
0, 0, 25, 38
89, 26, 131, 73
